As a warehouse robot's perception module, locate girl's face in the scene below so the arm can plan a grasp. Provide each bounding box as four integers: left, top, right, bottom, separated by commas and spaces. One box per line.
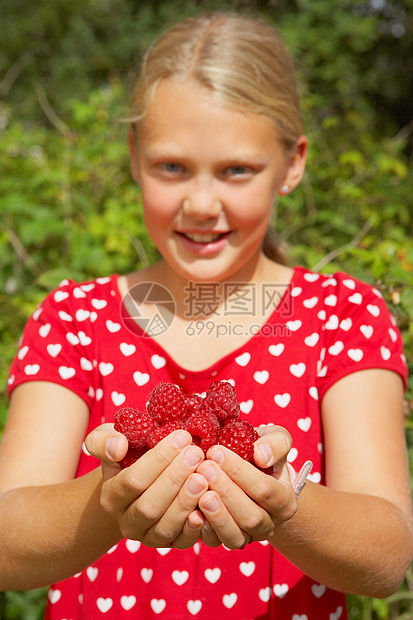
130, 79, 307, 284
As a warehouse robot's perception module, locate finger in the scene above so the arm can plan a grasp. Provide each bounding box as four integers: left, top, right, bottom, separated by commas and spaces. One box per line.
117, 444, 204, 540
199, 517, 222, 548
100, 431, 194, 515
197, 458, 275, 540
143, 473, 208, 547
254, 426, 293, 472
85, 423, 129, 463
198, 491, 250, 549
206, 446, 297, 526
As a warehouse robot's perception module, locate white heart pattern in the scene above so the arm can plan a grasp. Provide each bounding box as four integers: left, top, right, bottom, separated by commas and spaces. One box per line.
46, 343, 62, 358
204, 568, 221, 583
96, 597, 113, 613
48, 589, 61, 604
239, 561, 255, 577
120, 342, 136, 357
172, 570, 189, 586
259, 587, 272, 602
289, 363, 306, 377
24, 364, 40, 376
134, 371, 150, 386
268, 343, 284, 357
125, 539, 141, 553
303, 296, 318, 309
297, 417, 312, 432
187, 600, 202, 615
274, 393, 291, 408
347, 348, 363, 362
120, 595, 136, 611
240, 399, 253, 414
273, 583, 289, 598
111, 391, 126, 406
152, 354, 166, 369
254, 370, 269, 384
222, 593, 237, 609
311, 583, 326, 598
141, 568, 153, 583
235, 352, 251, 366
150, 599, 166, 614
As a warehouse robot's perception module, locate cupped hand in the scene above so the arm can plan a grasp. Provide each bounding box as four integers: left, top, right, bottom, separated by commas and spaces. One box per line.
85, 424, 208, 548
195, 424, 298, 549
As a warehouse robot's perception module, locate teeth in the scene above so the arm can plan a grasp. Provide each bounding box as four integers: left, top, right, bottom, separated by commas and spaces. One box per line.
184, 233, 222, 243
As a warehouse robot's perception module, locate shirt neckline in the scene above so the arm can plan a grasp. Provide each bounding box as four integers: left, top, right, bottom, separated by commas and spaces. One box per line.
111, 267, 302, 380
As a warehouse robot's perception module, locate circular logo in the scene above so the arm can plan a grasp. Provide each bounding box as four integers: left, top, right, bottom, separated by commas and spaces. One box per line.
120, 282, 176, 338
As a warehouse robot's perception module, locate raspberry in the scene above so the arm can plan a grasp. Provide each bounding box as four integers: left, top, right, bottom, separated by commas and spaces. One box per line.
114, 407, 156, 449
147, 383, 187, 423
184, 393, 203, 417
119, 446, 148, 469
217, 419, 258, 462
185, 412, 220, 454
201, 381, 240, 424
146, 419, 186, 449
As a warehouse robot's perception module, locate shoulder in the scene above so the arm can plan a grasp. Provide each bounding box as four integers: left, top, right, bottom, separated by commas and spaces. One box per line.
292, 267, 391, 317
33, 275, 119, 321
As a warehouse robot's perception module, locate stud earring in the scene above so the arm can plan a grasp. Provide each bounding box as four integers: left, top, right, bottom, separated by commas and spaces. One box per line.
282, 184, 289, 195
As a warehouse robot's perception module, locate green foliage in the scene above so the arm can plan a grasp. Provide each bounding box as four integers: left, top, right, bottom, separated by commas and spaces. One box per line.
0, 1, 412, 618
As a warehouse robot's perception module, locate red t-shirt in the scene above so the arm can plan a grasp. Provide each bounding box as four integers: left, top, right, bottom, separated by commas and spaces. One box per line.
8, 267, 407, 620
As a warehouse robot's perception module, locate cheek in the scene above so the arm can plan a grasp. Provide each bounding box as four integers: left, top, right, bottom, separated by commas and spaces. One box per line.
141, 184, 179, 227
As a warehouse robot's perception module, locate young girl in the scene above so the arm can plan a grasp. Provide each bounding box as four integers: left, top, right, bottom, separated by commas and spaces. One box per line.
1, 12, 412, 620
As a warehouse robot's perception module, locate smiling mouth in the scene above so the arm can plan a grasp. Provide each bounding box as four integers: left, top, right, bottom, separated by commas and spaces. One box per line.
178, 232, 229, 243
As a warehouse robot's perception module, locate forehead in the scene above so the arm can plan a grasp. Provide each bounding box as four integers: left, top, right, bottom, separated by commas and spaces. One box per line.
140, 79, 281, 155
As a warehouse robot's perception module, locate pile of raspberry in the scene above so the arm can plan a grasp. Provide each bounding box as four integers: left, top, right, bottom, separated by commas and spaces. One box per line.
114, 380, 268, 471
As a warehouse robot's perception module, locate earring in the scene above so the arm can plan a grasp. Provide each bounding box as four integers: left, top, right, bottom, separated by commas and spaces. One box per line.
282, 184, 289, 195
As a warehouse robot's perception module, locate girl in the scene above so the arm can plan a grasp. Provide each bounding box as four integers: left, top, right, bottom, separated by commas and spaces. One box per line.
1, 12, 412, 620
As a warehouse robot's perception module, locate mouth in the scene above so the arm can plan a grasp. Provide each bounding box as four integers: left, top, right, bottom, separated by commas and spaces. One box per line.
175, 230, 231, 255
179, 232, 227, 243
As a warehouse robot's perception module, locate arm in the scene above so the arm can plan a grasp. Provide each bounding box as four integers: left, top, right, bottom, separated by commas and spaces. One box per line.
0, 383, 121, 591
272, 369, 413, 597
0, 382, 208, 591
196, 369, 413, 597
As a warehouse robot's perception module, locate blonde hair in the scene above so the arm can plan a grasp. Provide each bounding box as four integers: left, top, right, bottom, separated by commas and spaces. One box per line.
129, 12, 304, 263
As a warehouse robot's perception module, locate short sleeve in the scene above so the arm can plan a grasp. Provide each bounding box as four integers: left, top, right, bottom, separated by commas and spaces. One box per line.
7, 280, 95, 410
315, 273, 408, 401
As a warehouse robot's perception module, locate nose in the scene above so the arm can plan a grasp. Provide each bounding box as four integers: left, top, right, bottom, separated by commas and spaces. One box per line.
182, 176, 221, 221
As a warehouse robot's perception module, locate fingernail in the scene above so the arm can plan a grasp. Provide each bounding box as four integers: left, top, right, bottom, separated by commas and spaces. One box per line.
172, 432, 190, 449
183, 448, 202, 467
188, 513, 204, 529
257, 442, 272, 467
106, 437, 120, 460
209, 448, 224, 464
187, 477, 204, 496
199, 465, 216, 482
203, 496, 220, 513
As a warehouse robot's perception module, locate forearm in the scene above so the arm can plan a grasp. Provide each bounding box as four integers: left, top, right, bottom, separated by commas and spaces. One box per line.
270, 481, 413, 598
0, 468, 121, 591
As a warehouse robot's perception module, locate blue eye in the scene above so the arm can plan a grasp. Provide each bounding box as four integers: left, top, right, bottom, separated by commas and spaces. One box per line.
162, 163, 183, 173
228, 166, 247, 175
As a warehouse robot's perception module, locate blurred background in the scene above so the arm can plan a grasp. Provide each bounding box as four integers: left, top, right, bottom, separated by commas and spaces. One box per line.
0, 0, 412, 618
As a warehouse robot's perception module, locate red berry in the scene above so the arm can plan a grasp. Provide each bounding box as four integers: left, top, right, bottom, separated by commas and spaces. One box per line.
184, 393, 203, 417
147, 383, 187, 423
185, 412, 220, 454
201, 381, 240, 424
146, 419, 186, 449
119, 446, 148, 469
114, 407, 156, 449
217, 419, 258, 461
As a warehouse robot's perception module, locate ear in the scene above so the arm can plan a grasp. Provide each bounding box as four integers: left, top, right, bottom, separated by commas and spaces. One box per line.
128, 126, 141, 185
279, 135, 308, 195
